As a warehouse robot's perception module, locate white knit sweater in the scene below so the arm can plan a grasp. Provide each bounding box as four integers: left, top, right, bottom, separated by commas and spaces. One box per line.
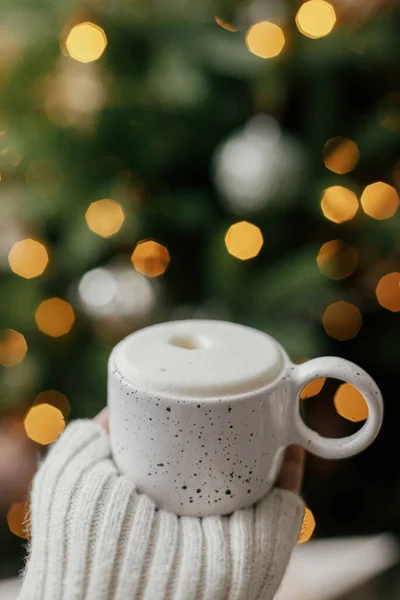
19, 420, 304, 600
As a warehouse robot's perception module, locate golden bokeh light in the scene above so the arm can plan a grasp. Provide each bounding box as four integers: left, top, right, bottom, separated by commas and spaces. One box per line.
298, 506, 316, 544
34, 389, 71, 419
296, 0, 337, 39
296, 359, 326, 399
35, 298, 76, 337
7, 501, 30, 540
131, 240, 171, 277
323, 137, 360, 174
225, 221, 264, 260
85, 199, 125, 238
334, 383, 368, 423
24, 404, 65, 445
317, 239, 358, 280
376, 272, 400, 312
215, 16, 238, 32
322, 301, 362, 341
245, 21, 285, 59
300, 377, 326, 399
320, 186, 359, 224
65, 22, 107, 64
8, 239, 49, 279
0, 329, 28, 368
360, 182, 399, 220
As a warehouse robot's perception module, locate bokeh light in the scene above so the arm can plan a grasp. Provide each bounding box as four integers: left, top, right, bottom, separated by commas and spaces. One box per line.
85, 199, 125, 238
320, 186, 359, 223
245, 22, 285, 59
360, 182, 399, 220
7, 501, 30, 539
131, 240, 171, 277
79, 267, 117, 309
24, 404, 65, 444
322, 301, 362, 341
376, 272, 400, 312
334, 383, 368, 422
298, 506, 316, 543
300, 377, 326, 399
323, 137, 360, 174
0, 329, 27, 367
8, 239, 49, 279
296, 0, 337, 39
78, 265, 156, 321
44, 62, 106, 128
317, 240, 358, 280
65, 22, 107, 64
34, 390, 71, 419
297, 358, 326, 399
224, 221, 264, 260
215, 16, 238, 32
35, 298, 76, 337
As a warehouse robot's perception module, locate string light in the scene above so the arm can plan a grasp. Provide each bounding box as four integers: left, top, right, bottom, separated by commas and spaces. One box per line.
65, 22, 107, 64
360, 182, 399, 220
376, 272, 400, 312
322, 301, 362, 341
317, 240, 358, 280
298, 506, 316, 543
131, 240, 171, 277
320, 186, 359, 223
0, 329, 27, 367
215, 16, 238, 32
245, 22, 285, 59
224, 221, 264, 260
24, 404, 65, 444
323, 137, 360, 174
7, 501, 30, 539
35, 298, 76, 337
85, 199, 125, 238
34, 390, 71, 419
334, 383, 368, 422
296, 0, 337, 39
8, 239, 49, 279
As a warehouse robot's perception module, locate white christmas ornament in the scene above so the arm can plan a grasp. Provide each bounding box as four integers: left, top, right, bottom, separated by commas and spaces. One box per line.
78, 265, 156, 323
44, 59, 106, 129
213, 115, 306, 214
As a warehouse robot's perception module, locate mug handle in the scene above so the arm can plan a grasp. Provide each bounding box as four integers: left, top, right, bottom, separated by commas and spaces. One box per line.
288, 357, 384, 459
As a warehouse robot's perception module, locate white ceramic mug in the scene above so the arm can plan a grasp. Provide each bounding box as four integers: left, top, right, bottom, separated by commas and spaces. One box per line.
108, 320, 383, 516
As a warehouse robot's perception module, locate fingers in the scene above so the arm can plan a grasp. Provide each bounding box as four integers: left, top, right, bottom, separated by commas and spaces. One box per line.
94, 408, 109, 433
276, 445, 305, 494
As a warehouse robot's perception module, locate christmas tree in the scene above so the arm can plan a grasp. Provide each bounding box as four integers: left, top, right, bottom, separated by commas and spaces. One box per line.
0, 0, 399, 579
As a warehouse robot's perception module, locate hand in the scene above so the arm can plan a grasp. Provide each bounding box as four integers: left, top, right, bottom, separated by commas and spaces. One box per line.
19, 412, 305, 600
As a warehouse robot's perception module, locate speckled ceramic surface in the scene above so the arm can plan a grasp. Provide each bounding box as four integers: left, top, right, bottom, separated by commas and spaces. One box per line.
108, 320, 383, 516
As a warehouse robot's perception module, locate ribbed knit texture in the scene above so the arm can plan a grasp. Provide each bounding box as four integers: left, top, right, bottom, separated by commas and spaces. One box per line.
19, 420, 304, 600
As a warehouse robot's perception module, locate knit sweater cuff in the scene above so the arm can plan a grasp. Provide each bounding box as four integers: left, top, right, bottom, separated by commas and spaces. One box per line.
19, 420, 304, 600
